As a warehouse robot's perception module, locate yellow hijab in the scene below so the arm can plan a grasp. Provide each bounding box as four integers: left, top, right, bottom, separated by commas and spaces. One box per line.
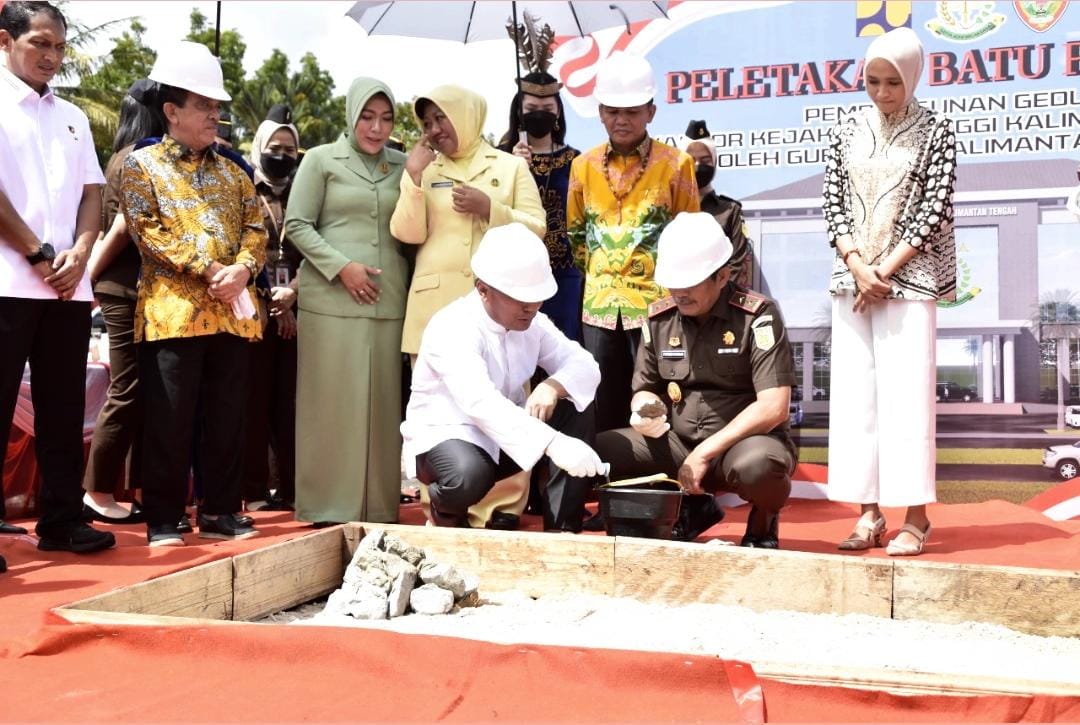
413, 84, 487, 163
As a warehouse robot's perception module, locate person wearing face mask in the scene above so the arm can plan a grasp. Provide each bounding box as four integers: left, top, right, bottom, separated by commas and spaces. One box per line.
498, 72, 582, 343
241, 110, 303, 513
284, 77, 410, 526
682, 120, 754, 290
823, 27, 956, 557
390, 84, 546, 358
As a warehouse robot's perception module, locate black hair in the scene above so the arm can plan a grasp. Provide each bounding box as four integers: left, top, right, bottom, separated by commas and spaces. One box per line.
0, 1, 66, 39
113, 91, 166, 153
156, 83, 190, 117
497, 72, 567, 150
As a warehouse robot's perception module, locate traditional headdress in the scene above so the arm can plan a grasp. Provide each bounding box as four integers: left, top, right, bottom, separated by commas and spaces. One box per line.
506, 10, 561, 96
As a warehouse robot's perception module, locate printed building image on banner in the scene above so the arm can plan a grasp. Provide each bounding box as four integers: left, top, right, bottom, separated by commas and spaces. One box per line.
552, 0, 1080, 485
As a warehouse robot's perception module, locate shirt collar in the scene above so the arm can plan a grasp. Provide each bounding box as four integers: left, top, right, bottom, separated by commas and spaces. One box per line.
0, 64, 50, 103
160, 134, 217, 163
605, 136, 651, 162
468, 290, 509, 337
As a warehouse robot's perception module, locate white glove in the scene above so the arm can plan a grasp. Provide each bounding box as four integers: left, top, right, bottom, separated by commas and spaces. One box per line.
630, 411, 670, 439
545, 433, 604, 478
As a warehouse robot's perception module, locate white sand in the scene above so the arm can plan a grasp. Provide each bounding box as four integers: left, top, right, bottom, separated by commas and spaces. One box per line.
262, 591, 1080, 685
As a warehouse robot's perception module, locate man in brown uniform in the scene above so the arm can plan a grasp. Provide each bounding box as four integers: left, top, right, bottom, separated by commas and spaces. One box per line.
595, 212, 797, 547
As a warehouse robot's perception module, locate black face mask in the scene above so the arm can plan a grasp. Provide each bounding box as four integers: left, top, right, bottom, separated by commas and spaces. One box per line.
260, 152, 297, 180
695, 163, 715, 190
521, 110, 558, 139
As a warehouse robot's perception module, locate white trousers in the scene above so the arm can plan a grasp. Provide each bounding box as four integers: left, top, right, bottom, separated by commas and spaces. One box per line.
827, 296, 937, 507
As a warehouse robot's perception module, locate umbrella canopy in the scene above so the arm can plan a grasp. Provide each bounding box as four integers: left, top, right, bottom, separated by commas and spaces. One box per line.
346, 1, 669, 43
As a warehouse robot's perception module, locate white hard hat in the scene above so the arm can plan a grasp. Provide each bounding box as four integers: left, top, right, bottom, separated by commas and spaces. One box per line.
149, 41, 231, 102
654, 212, 733, 289
593, 52, 655, 108
471, 223, 557, 303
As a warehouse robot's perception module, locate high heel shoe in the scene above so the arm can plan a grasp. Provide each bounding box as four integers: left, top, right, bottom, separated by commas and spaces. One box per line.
886, 522, 931, 556
838, 515, 886, 551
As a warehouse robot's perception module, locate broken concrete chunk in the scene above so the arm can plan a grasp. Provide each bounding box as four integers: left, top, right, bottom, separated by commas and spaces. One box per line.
359, 529, 385, 551
419, 562, 466, 599
382, 534, 425, 566
410, 583, 454, 615
388, 569, 418, 618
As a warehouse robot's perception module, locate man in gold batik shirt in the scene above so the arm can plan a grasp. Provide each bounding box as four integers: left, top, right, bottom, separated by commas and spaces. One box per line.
121, 42, 266, 547
567, 53, 698, 436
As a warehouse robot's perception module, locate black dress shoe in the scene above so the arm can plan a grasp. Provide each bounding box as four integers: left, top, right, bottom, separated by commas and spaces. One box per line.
740, 507, 779, 549
235, 514, 254, 527
672, 495, 725, 542
82, 501, 145, 525
428, 507, 469, 528
37, 523, 116, 553
177, 514, 194, 534
311, 521, 344, 529
486, 512, 520, 531
581, 511, 606, 532
0, 520, 28, 535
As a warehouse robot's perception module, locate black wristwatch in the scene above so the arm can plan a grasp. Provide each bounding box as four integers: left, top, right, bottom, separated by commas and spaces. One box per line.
26, 243, 56, 266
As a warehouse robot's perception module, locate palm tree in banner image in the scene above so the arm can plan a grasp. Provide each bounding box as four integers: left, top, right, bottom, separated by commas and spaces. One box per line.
1032, 289, 1080, 430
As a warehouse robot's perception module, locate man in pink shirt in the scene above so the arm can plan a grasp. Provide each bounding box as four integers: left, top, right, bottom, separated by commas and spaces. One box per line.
0, 2, 115, 570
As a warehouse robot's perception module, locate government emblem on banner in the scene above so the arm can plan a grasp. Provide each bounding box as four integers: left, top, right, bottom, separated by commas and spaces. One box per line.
925, 1, 1007, 42
855, 1, 912, 36
1012, 0, 1067, 32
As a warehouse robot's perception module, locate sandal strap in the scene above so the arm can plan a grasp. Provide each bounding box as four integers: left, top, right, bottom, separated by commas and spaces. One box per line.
897, 522, 930, 542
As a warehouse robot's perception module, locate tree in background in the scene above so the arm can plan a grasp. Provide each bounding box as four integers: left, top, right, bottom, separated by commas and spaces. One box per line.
393, 100, 421, 150
56, 6, 349, 160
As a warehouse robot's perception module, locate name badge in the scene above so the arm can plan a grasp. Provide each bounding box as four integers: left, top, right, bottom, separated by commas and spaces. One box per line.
660, 349, 686, 359
274, 263, 291, 287
430, 180, 454, 189
716, 347, 739, 355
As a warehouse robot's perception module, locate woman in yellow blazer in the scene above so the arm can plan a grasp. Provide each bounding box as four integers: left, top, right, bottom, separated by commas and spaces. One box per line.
390, 84, 546, 355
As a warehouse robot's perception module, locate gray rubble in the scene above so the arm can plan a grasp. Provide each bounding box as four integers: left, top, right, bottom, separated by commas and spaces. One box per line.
321, 529, 477, 621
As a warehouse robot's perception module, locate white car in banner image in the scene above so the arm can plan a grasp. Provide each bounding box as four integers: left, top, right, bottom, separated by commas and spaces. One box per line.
1066, 406, 1080, 429
789, 402, 804, 428
1043, 441, 1080, 480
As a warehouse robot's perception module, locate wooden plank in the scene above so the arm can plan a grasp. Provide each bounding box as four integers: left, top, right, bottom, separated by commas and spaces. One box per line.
232, 528, 347, 622
61, 559, 233, 620
754, 661, 1080, 697
55, 608, 238, 628
613, 539, 894, 617
351, 523, 616, 598
893, 559, 1080, 637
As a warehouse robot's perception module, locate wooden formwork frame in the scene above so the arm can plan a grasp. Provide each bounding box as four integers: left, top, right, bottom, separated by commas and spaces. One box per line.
56, 523, 1080, 698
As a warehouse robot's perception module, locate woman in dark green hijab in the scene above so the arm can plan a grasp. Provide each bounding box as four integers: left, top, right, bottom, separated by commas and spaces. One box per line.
285, 77, 409, 525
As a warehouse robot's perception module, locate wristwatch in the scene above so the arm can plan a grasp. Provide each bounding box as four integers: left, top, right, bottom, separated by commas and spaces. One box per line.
26, 243, 56, 266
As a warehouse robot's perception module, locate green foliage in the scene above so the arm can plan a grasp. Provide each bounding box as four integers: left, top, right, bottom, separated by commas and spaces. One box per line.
393, 101, 421, 149
57, 6, 350, 161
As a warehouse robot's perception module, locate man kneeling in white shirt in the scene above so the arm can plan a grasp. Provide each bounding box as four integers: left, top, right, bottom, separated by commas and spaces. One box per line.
401, 223, 604, 531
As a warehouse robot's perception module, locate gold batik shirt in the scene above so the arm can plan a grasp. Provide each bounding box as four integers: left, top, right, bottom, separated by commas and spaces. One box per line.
122, 136, 267, 342
567, 138, 698, 331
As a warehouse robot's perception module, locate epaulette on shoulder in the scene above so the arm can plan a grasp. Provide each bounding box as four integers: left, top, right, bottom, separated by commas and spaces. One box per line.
649, 296, 677, 317
729, 288, 766, 314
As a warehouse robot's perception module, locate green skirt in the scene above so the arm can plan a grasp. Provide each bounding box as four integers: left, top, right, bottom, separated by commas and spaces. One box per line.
295, 312, 403, 524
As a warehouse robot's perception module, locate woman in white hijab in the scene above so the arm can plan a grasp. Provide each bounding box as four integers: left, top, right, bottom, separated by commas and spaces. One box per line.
822, 27, 957, 556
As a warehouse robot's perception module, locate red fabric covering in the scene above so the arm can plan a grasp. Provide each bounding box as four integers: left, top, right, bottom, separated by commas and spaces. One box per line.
1, 506, 1077, 722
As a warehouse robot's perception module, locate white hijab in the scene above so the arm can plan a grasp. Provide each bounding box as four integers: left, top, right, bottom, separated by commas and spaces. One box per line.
865, 27, 924, 105
249, 119, 300, 193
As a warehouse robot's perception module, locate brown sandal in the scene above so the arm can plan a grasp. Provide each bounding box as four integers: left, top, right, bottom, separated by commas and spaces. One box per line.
838, 516, 886, 551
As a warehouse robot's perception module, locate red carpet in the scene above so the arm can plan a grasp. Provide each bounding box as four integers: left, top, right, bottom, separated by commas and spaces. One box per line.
1, 499, 1078, 722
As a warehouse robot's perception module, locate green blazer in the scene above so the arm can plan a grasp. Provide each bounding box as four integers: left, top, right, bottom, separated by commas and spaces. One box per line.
284, 136, 409, 319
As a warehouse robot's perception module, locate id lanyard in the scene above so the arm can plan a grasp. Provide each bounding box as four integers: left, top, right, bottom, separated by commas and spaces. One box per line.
259, 193, 291, 287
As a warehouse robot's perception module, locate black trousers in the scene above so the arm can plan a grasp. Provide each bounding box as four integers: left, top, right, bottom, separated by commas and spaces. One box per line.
241, 317, 296, 503
138, 333, 249, 527
83, 293, 141, 494
416, 400, 597, 532
582, 319, 641, 433
0, 297, 90, 536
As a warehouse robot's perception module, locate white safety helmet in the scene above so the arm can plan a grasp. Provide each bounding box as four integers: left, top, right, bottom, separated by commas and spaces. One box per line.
593, 52, 655, 108
149, 40, 231, 102
471, 223, 557, 303
654, 212, 734, 289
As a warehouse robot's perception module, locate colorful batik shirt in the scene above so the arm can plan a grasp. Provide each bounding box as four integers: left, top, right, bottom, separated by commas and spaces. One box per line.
122, 136, 267, 342
567, 137, 698, 330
